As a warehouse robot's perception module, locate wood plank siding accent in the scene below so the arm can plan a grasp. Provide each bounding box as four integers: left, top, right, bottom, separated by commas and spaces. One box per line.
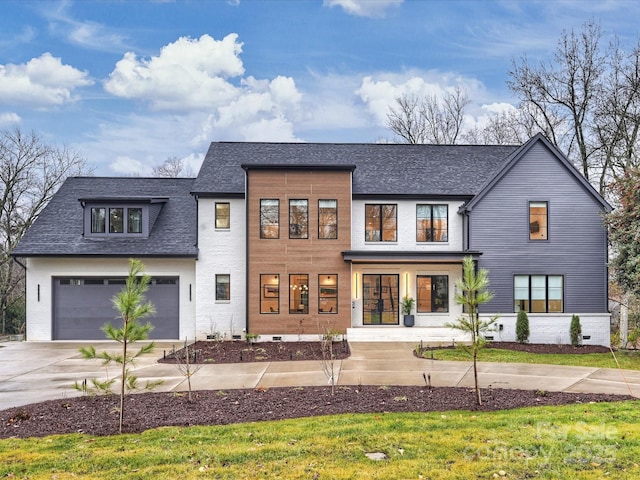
246, 169, 352, 335
469, 142, 609, 313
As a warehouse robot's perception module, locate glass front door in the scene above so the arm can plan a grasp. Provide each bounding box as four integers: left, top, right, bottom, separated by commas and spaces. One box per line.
363, 274, 399, 325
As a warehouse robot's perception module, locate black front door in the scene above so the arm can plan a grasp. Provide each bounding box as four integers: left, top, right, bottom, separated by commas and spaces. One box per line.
362, 274, 399, 325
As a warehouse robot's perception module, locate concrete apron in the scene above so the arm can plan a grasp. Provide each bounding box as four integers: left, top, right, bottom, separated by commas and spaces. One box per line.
0, 341, 639, 411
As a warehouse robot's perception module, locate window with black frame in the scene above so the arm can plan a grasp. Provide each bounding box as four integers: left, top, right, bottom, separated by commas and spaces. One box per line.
216, 274, 230, 301
416, 204, 448, 242
260, 199, 279, 239
417, 275, 449, 312
365, 204, 397, 242
289, 199, 308, 239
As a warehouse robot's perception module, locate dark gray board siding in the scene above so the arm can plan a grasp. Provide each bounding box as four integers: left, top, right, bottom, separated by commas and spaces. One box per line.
468, 142, 609, 313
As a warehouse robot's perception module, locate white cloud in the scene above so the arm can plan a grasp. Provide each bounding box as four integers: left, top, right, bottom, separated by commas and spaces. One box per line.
104, 34, 245, 111
0, 53, 93, 107
356, 70, 485, 125
0, 112, 21, 126
109, 156, 148, 176
101, 34, 304, 146
41, 0, 133, 53
323, 0, 403, 18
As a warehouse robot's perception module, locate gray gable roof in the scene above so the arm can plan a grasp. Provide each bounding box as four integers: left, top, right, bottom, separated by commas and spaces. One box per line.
13, 177, 198, 257
461, 133, 612, 213
192, 142, 521, 197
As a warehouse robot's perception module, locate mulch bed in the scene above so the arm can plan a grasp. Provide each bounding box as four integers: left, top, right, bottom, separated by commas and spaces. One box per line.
0, 340, 633, 439
0, 386, 633, 439
158, 340, 351, 364
417, 341, 612, 356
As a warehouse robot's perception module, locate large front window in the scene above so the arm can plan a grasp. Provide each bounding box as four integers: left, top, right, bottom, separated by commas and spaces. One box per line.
261, 274, 279, 313
289, 199, 308, 239
417, 275, 449, 312
514, 275, 563, 313
289, 274, 309, 314
318, 199, 337, 239
260, 199, 279, 239
416, 205, 448, 242
319, 274, 337, 313
365, 204, 397, 242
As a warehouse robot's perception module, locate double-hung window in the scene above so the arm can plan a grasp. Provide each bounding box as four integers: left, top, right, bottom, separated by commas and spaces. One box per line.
416, 205, 448, 242
260, 199, 279, 239
514, 275, 563, 313
289, 199, 308, 239
365, 204, 397, 242
318, 199, 337, 239
417, 275, 449, 312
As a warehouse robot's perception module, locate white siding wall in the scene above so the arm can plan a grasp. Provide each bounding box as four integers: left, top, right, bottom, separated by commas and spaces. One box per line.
195, 198, 246, 339
351, 200, 465, 251
350, 263, 463, 328
486, 313, 610, 347
25, 257, 196, 341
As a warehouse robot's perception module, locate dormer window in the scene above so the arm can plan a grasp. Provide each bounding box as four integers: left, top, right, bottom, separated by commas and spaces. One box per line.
81, 197, 166, 238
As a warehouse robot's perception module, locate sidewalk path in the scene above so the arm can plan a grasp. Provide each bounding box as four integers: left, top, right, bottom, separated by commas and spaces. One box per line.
1, 341, 638, 411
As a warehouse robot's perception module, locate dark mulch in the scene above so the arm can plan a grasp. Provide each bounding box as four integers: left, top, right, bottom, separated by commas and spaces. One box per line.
0, 386, 633, 439
417, 341, 612, 356
1, 340, 632, 439
158, 340, 351, 364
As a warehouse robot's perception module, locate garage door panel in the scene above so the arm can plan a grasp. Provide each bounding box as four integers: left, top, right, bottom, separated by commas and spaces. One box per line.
53, 277, 179, 340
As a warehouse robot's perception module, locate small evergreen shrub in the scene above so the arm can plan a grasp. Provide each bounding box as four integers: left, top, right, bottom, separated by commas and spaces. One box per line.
516, 310, 529, 343
570, 314, 582, 346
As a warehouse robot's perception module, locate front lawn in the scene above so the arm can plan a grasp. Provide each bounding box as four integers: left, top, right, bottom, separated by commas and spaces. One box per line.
1, 401, 639, 479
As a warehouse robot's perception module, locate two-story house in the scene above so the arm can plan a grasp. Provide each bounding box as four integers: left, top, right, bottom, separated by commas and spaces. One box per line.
13, 134, 612, 345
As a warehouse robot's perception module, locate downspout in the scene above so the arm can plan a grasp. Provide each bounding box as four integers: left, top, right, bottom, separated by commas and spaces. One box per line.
193, 194, 199, 339
244, 173, 250, 335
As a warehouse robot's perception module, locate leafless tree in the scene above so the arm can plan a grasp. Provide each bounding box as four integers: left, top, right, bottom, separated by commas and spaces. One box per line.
151, 156, 195, 178
509, 20, 640, 195
174, 338, 202, 403
0, 128, 91, 334
386, 87, 470, 144
463, 109, 537, 145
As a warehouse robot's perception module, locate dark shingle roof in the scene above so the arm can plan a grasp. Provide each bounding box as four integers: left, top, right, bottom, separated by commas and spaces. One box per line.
192, 142, 520, 197
13, 177, 197, 257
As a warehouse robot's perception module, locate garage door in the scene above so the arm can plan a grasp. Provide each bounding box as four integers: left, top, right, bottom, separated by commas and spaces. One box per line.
53, 276, 179, 340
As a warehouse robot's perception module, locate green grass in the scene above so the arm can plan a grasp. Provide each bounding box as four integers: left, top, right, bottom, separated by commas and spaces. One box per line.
1, 402, 639, 479
420, 347, 640, 370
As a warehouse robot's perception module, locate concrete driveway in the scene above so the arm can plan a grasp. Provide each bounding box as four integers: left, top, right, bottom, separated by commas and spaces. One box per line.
1, 341, 639, 411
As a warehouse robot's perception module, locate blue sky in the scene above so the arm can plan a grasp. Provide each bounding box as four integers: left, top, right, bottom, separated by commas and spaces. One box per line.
1, 0, 639, 175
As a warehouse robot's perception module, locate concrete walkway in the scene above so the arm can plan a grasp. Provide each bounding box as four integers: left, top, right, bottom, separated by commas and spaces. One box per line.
1, 341, 639, 411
